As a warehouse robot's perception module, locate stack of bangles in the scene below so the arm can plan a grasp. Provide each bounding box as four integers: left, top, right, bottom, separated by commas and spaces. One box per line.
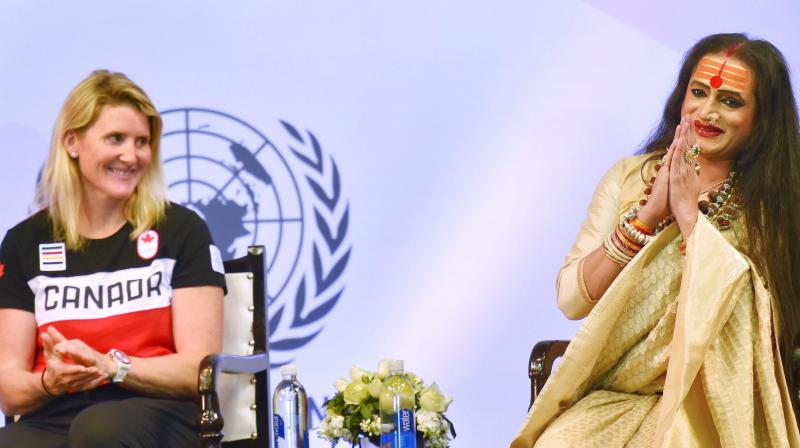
603, 208, 655, 267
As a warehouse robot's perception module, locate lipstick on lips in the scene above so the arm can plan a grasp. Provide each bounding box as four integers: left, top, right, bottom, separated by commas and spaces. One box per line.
694, 119, 723, 137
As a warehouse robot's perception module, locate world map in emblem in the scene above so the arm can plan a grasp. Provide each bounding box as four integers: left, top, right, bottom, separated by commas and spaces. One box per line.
160, 108, 304, 304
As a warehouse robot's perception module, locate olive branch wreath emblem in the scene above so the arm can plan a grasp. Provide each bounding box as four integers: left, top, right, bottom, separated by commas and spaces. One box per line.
267, 121, 351, 367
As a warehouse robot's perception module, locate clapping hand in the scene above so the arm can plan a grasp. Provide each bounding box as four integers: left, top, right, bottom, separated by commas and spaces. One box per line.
40, 326, 109, 395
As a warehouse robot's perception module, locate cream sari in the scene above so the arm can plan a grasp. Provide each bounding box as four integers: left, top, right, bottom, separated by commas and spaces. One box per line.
511, 155, 800, 447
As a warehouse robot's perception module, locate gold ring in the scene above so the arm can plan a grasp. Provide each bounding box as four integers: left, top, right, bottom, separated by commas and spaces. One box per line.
684, 144, 700, 164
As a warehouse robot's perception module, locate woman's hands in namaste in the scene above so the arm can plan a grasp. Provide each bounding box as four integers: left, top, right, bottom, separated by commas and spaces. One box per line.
637, 146, 673, 229
668, 115, 702, 239
40, 326, 113, 396
638, 115, 701, 240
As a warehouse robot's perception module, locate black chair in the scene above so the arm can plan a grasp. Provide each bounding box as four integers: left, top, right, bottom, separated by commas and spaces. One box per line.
198, 245, 270, 448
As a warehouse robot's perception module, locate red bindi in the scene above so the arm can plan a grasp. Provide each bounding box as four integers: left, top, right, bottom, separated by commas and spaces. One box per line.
710, 43, 744, 89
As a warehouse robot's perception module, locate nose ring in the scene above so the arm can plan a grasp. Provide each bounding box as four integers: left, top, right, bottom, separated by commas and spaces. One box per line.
707, 112, 720, 126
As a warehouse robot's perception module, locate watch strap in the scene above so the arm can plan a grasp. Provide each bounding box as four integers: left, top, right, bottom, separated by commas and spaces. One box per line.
108, 349, 131, 383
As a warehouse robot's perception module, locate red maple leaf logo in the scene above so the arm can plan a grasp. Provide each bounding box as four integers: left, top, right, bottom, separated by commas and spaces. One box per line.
142, 233, 154, 243
0, 263, 5, 279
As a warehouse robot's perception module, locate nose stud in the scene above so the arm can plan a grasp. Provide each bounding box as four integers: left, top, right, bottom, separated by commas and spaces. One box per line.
707, 112, 720, 126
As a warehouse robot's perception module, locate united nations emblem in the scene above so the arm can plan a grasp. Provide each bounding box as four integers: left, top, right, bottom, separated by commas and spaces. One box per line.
161, 108, 350, 365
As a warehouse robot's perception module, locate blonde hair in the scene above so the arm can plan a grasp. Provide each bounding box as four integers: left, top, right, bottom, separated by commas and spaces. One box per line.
37, 70, 168, 250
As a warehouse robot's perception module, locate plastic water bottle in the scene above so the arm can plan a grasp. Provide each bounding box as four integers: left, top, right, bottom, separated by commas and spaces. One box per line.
272, 365, 309, 448
379, 360, 417, 448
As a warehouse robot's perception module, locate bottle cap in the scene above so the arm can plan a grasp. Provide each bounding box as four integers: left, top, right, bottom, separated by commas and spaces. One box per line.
389, 359, 404, 373
281, 364, 297, 376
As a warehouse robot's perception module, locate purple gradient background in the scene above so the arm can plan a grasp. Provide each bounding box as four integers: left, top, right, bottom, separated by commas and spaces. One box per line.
1, 1, 798, 446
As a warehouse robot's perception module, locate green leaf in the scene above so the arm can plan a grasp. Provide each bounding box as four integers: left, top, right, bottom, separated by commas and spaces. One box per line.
326, 391, 346, 414
360, 403, 373, 419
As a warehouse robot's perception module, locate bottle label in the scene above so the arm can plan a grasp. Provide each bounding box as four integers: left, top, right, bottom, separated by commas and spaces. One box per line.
380, 408, 416, 448
273, 413, 308, 448
273, 414, 285, 448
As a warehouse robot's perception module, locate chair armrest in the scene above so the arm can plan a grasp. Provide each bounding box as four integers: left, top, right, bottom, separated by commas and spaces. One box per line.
212, 353, 269, 375
529, 340, 569, 410
197, 352, 269, 448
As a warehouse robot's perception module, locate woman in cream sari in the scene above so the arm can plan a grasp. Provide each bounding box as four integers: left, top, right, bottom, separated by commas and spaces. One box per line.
512, 34, 800, 447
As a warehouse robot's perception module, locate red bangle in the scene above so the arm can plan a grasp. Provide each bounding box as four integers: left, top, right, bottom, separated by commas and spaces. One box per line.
615, 225, 643, 252
630, 218, 656, 235
611, 231, 637, 258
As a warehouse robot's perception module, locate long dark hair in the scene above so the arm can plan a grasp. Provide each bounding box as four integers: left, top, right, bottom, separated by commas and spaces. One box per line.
642, 33, 800, 414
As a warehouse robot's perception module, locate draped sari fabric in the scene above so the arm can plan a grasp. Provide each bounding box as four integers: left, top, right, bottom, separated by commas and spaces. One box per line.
511, 155, 800, 447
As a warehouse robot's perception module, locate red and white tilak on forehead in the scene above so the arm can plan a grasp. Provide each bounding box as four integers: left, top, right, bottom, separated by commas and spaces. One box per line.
693, 44, 750, 91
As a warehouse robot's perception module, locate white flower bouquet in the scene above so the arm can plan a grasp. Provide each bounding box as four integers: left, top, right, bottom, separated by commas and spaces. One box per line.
318, 360, 456, 447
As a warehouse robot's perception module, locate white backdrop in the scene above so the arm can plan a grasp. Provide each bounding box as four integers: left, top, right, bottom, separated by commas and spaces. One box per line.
1, 1, 799, 446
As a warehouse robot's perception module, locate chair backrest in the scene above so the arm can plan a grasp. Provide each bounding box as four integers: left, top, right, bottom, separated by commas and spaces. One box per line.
529, 340, 569, 410
218, 246, 269, 444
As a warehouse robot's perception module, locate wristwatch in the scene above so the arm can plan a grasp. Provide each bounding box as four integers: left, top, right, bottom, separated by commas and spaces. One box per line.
107, 349, 131, 383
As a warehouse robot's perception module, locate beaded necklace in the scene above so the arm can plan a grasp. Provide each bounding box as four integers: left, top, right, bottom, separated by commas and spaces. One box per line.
698, 172, 742, 231
607, 161, 744, 265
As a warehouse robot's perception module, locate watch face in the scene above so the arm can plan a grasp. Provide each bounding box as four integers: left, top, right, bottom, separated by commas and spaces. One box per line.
112, 349, 131, 364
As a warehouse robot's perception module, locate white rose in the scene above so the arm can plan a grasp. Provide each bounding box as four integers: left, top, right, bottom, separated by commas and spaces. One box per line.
344, 381, 370, 405
367, 378, 383, 398
318, 415, 343, 441
350, 365, 371, 383
416, 410, 443, 434
334, 378, 350, 392
419, 383, 453, 413
328, 415, 347, 438
406, 371, 425, 393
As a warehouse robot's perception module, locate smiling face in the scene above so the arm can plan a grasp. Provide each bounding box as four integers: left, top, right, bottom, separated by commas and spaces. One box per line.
681, 51, 756, 161
66, 104, 152, 210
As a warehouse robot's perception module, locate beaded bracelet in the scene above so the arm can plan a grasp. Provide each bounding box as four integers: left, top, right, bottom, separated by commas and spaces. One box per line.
614, 225, 643, 253
603, 207, 663, 268
655, 216, 674, 233
620, 212, 653, 246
